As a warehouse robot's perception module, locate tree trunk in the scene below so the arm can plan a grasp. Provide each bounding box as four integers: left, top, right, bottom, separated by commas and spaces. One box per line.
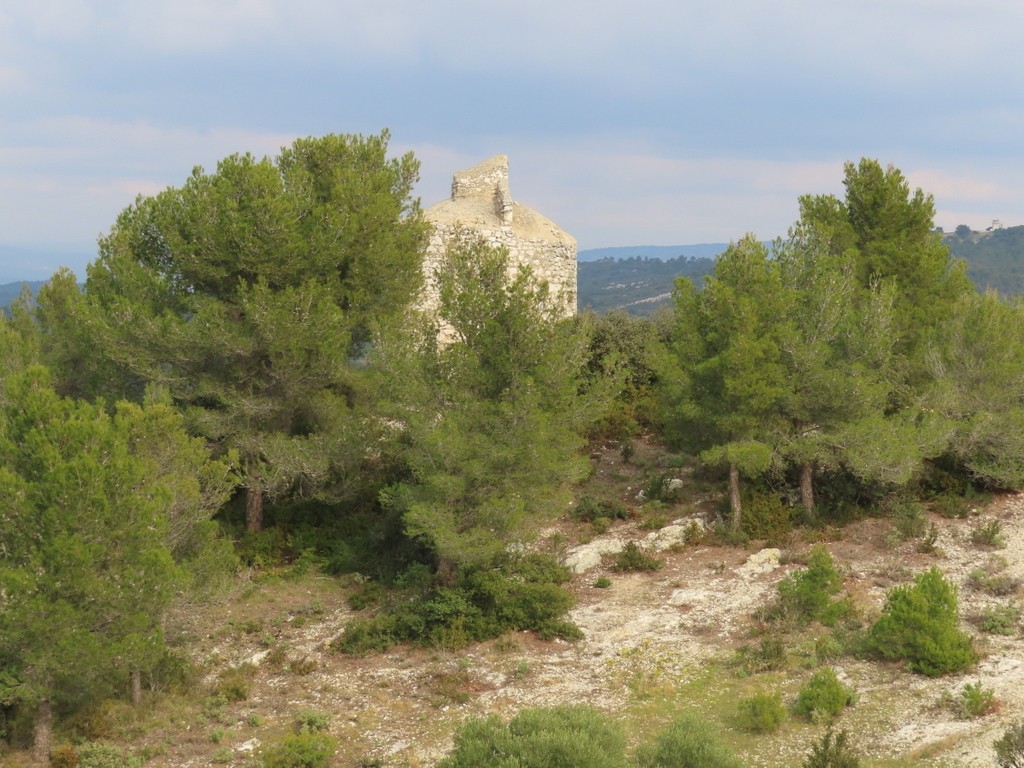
33, 698, 52, 765
245, 484, 264, 533
800, 461, 815, 518
728, 463, 742, 531
131, 667, 143, 707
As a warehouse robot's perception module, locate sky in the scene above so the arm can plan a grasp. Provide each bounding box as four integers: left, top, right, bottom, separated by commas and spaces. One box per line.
2, 0, 1023, 283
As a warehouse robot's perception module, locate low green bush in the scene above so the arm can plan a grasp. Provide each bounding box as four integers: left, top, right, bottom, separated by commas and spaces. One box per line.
794, 668, 854, 722
866, 566, 976, 677
971, 518, 1007, 548
734, 635, 787, 674
774, 546, 848, 626
572, 495, 630, 523
932, 493, 972, 519
254, 731, 336, 768
802, 727, 860, 768
886, 494, 927, 540
336, 553, 581, 654
994, 720, 1024, 768
967, 559, 1021, 596
640, 473, 680, 503
294, 711, 331, 733
741, 491, 794, 543
980, 602, 1021, 635
955, 681, 997, 719
612, 541, 662, 572
737, 691, 786, 733
437, 705, 628, 768
634, 716, 743, 768
77, 743, 143, 768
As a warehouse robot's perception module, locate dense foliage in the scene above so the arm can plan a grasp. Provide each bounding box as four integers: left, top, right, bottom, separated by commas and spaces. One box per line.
867, 567, 976, 676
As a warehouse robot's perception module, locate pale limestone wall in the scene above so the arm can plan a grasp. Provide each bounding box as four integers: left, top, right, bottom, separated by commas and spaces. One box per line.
422, 155, 577, 319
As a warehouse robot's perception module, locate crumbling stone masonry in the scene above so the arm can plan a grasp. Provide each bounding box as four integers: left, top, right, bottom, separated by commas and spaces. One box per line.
422, 155, 577, 318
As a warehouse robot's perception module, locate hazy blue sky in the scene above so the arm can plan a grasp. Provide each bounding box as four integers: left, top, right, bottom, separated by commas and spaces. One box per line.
2, 0, 1022, 282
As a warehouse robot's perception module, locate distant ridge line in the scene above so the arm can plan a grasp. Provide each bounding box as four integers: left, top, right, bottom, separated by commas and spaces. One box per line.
578, 244, 731, 262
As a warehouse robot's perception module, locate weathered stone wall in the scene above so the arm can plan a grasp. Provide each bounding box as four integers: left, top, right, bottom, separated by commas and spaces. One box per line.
421, 155, 577, 319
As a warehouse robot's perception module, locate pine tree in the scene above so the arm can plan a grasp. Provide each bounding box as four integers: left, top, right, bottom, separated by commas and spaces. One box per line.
86, 132, 428, 531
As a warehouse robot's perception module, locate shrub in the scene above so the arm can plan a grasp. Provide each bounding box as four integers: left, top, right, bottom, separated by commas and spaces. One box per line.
741, 492, 793, 543
255, 732, 336, 768
335, 553, 580, 653
77, 743, 143, 768
734, 635, 787, 674
971, 518, 1007, 548
887, 495, 926, 540
737, 691, 786, 733
216, 663, 255, 702
995, 720, 1024, 768
634, 716, 743, 768
794, 668, 855, 722
802, 727, 860, 768
572, 495, 630, 523
917, 523, 940, 554
50, 745, 79, 768
932, 493, 972, 519
980, 602, 1021, 635
774, 546, 846, 625
593, 576, 612, 589
866, 567, 976, 677
612, 541, 662, 572
640, 473, 680, 504
436, 705, 628, 768
814, 635, 844, 664
967, 558, 1021, 596
294, 711, 331, 733
955, 681, 997, 719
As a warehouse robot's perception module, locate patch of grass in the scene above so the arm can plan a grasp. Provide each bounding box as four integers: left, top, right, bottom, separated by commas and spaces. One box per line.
593, 576, 612, 589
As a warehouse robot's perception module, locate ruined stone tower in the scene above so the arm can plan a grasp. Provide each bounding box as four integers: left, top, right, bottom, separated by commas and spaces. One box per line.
422, 155, 577, 318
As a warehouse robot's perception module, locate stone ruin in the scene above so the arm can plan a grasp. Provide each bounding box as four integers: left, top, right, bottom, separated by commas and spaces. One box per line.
421, 155, 577, 319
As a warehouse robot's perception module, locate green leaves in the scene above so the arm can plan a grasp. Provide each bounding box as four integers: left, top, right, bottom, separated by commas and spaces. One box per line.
87, 132, 427, 529
867, 567, 976, 677
0, 370, 188, 709
377, 234, 607, 570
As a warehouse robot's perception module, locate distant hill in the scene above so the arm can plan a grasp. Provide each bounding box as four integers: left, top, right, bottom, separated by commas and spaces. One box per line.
578, 244, 731, 262
577, 255, 715, 315
578, 229, 1024, 316
0, 280, 47, 312
945, 225, 1024, 296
